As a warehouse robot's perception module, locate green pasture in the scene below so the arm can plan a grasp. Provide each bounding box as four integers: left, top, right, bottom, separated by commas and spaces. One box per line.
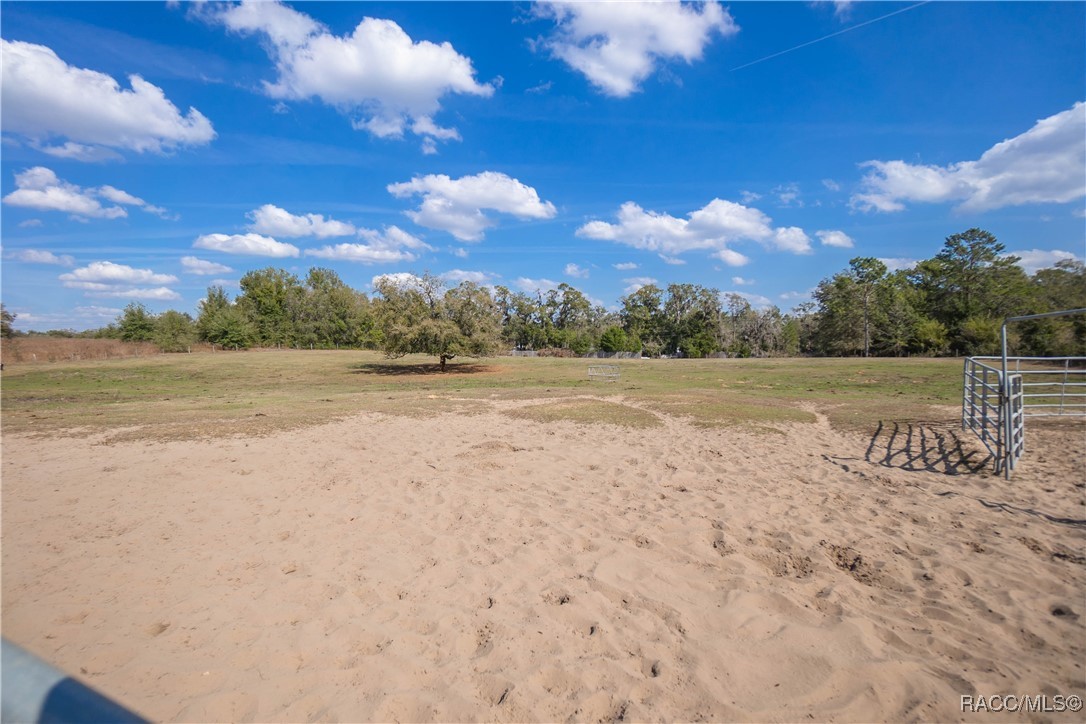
0, 351, 964, 441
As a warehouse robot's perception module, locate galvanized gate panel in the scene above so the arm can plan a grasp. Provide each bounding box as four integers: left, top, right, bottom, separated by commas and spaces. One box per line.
962, 357, 1004, 466
1006, 373, 1025, 474
963, 355, 1083, 477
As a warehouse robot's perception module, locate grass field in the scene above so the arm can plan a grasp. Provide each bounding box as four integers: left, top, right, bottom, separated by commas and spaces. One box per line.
1, 350, 964, 442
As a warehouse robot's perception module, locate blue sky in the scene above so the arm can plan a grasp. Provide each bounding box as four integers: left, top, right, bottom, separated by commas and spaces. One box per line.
2, 0, 1084, 331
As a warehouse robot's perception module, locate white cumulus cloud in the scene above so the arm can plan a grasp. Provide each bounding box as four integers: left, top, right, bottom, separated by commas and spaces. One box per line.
623, 276, 658, 294
193, 232, 300, 258
60, 260, 178, 286
59, 261, 180, 300
816, 229, 854, 248
878, 257, 918, 273
306, 245, 415, 264
578, 197, 811, 263
712, 248, 751, 267
731, 276, 754, 286
535, 1, 738, 97
201, 1, 492, 147
721, 289, 772, 309
515, 277, 560, 294
388, 171, 557, 241
565, 263, 589, 278
613, 261, 639, 270
371, 272, 424, 291
97, 185, 173, 218
92, 286, 181, 301
1, 39, 215, 158
2, 167, 171, 219
97, 186, 144, 206
1008, 249, 1081, 275
851, 102, 1086, 213
247, 204, 356, 238
181, 256, 234, 275
3, 167, 125, 219
442, 269, 496, 284
306, 225, 430, 264
6, 249, 75, 266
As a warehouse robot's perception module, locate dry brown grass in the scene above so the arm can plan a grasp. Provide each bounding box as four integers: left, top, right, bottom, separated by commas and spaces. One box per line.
2, 337, 162, 364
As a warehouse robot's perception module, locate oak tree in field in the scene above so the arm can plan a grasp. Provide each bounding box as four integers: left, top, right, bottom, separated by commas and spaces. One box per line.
374, 273, 502, 371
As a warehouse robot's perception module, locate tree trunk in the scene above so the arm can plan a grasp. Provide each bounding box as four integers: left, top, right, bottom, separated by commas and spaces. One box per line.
440, 354, 447, 372
863, 289, 870, 358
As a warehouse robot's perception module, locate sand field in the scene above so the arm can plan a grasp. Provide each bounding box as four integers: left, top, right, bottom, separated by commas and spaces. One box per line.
2, 394, 1084, 721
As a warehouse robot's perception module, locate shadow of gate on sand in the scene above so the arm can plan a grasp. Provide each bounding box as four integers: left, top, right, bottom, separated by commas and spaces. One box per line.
865, 420, 991, 476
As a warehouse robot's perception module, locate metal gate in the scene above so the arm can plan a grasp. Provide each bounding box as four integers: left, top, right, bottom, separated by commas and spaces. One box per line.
962, 357, 1005, 467
963, 359, 1083, 476
961, 307, 1086, 478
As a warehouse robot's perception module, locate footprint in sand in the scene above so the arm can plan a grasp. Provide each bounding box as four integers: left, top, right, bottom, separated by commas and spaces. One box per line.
543, 590, 572, 605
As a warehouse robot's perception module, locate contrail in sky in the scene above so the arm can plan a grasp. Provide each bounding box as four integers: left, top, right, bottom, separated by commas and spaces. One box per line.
730, 2, 932, 72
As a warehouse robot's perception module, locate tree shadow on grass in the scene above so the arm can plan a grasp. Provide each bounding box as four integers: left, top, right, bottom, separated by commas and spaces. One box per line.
865, 420, 991, 476
351, 362, 494, 376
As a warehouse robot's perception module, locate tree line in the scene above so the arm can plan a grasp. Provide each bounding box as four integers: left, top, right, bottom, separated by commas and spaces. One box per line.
3, 229, 1083, 362
808, 229, 1084, 357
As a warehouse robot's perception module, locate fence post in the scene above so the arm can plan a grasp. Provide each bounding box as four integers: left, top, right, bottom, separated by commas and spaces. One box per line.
1061, 358, 1069, 414
961, 359, 968, 430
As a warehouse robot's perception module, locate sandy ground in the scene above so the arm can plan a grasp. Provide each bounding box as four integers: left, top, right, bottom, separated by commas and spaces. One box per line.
3, 396, 1084, 722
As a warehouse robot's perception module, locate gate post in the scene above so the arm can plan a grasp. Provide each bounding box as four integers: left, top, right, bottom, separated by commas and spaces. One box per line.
1000, 319, 1011, 478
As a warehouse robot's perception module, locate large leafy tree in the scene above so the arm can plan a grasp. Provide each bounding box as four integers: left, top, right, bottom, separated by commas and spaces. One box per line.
197, 285, 255, 349
550, 283, 602, 353
294, 268, 374, 349
237, 267, 303, 347
813, 273, 863, 355
154, 310, 197, 352
646, 283, 723, 357
849, 257, 888, 357
493, 285, 548, 350
375, 274, 502, 371
813, 258, 890, 357
1019, 260, 1086, 355
911, 228, 1032, 353
620, 284, 664, 355
117, 302, 156, 342
872, 271, 922, 356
